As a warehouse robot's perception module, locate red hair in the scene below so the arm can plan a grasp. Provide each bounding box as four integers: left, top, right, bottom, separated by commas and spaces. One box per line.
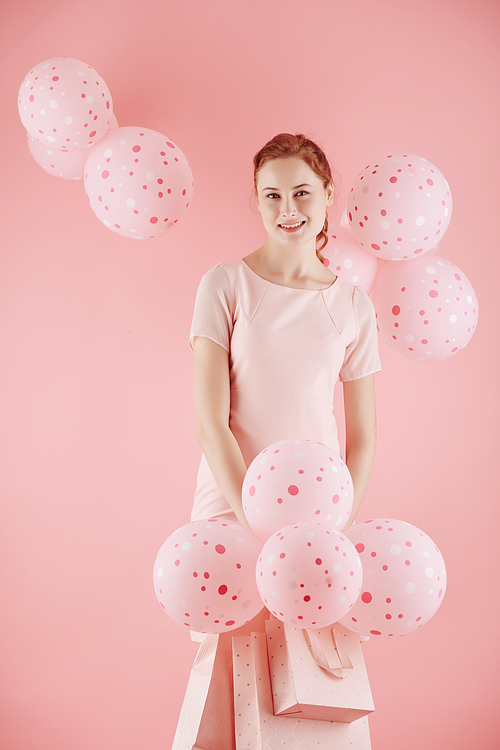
253, 133, 338, 258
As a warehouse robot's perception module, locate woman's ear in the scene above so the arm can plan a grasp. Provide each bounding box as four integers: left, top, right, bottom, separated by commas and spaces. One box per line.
326, 183, 335, 207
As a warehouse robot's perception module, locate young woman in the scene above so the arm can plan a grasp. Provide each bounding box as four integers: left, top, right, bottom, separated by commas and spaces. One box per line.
172, 133, 381, 750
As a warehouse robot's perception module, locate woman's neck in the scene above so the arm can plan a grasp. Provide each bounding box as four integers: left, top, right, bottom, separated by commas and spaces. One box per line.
244, 239, 336, 289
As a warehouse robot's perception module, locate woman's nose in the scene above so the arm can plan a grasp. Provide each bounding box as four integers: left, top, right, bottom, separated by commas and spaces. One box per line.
281, 197, 298, 216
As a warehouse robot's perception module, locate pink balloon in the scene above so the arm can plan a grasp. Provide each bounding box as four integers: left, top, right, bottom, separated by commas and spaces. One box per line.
339, 206, 349, 228
18, 57, 113, 152
153, 518, 264, 633
84, 126, 194, 239
26, 114, 119, 181
372, 255, 478, 362
322, 225, 380, 294
256, 522, 362, 629
339, 519, 447, 638
347, 154, 452, 261
242, 439, 353, 541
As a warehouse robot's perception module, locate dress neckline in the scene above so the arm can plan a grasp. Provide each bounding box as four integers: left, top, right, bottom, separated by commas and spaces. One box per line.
240, 258, 337, 292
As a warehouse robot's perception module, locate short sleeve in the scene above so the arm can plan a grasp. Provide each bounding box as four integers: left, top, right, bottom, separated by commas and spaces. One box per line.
189, 264, 234, 352
339, 285, 382, 382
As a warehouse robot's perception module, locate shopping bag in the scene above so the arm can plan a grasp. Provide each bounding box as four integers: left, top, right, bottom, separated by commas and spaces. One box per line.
172, 608, 271, 750
265, 618, 374, 723
233, 632, 372, 750
171, 632, 223, 750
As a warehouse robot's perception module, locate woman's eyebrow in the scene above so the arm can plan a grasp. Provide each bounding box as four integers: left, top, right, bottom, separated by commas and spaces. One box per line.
262, 183, 313, 190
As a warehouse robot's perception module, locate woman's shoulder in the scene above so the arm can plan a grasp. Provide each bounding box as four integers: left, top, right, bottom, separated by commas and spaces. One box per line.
195, 260, 248, 309
198, 258, 261, 295
197, 260, 236, 289
200, 258, 243, 282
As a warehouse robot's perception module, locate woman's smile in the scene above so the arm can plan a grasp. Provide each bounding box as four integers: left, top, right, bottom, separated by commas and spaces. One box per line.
278, 220, 306, 232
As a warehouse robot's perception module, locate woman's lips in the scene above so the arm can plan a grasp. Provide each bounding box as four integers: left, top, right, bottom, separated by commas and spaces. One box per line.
278, 221, 305, 233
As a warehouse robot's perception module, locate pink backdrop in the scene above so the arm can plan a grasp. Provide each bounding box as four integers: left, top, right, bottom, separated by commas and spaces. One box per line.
1, 0, 499, 748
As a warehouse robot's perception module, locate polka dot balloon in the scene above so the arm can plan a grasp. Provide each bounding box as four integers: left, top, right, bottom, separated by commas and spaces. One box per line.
256, 522, 363, 629
18, 57, 113, 152
372, 255, 478, 362
153, 518, 264, 634
242, 439, 353, 541
347, 154, 452, 261
338, 519, 447, 638
26, 114, 119, 181
322, 225, 380, 294
84, 126, 194, 239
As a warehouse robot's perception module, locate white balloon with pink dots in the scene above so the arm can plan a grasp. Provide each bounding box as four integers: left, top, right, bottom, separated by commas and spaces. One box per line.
347, 154, 452, 261
18, 57, 113, 152
372, 255, 478, 362
84, 126, 194, 239
153, 518, 264, 634
256, 522, 362, 628
242, 439, 353, 541
339, 519, 447, 638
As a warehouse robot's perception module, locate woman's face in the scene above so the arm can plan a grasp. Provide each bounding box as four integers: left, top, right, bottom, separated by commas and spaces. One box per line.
256, 157, 334, 248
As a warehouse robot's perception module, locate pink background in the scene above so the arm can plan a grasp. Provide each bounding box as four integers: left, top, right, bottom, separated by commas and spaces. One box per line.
1, 0, 499, 748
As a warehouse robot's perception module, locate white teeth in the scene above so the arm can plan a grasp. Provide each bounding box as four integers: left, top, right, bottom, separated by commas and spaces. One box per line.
280, 222, 303, 228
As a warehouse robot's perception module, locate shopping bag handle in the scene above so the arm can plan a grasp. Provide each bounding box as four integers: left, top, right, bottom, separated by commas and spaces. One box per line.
304, 626, 354, 679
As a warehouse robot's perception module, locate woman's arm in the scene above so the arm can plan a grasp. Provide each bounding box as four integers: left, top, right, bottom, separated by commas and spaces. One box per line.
342, 374, 377, 530
192, 335, 249, 526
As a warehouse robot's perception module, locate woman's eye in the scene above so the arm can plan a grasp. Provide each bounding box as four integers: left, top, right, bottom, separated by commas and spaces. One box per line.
265, 191, 309, 199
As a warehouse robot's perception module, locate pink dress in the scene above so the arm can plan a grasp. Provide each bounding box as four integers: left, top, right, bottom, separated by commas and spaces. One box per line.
172, 258, 381, 750
189, 258, 381, 523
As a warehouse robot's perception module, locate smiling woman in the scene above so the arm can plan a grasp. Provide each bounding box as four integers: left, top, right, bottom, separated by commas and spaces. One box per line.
253, 132, 337, 260
248, 155, 335, 286
258, 159, 332, 238
172, 133, 381, 749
